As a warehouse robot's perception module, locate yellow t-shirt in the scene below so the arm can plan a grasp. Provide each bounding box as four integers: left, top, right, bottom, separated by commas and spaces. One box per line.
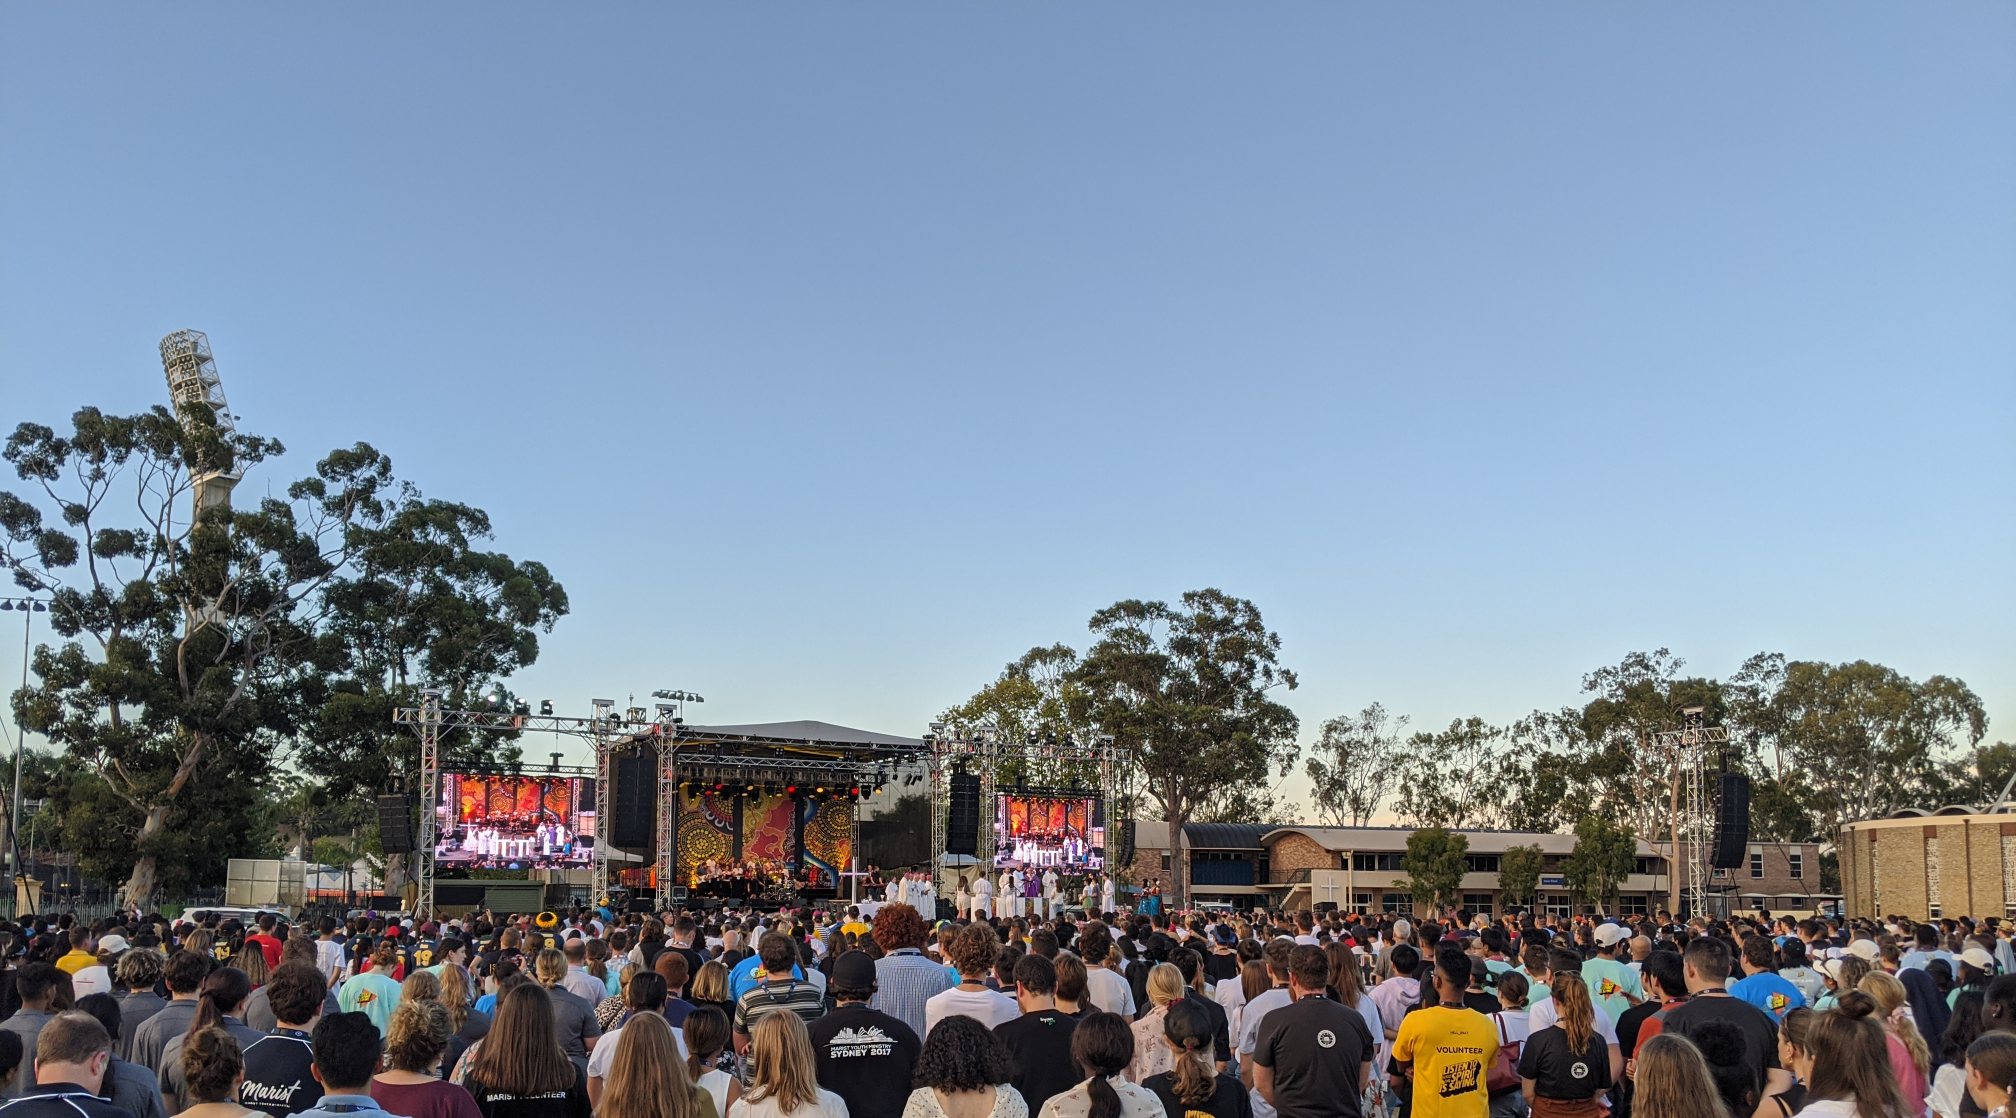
55, 949, 96, 975
840, 921, 869, 938
1392, 1005, 1499, 1118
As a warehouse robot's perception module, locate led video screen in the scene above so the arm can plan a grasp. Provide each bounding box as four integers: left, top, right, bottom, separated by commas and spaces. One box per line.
434, 774, 595, 869
993, 794, 1103, 869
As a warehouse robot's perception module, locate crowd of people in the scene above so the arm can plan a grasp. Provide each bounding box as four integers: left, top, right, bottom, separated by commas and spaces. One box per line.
0, 900, 2007, 1118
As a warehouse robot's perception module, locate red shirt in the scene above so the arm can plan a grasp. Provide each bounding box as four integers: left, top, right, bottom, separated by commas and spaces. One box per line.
246, 934, 285, 969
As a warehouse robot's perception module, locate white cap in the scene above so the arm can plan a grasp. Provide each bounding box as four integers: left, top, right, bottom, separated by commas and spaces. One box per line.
96, 934, 130, 954
1961, 947, 1997, 971
1594, 923, 1630, 947
1821, 958, 1849, 983
1846, 939, 1880, 961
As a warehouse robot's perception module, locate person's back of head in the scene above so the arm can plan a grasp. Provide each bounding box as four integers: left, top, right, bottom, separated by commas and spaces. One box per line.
563, 938, 586, 964
15, 962, 59, 1006
757, 931, 797, 976
747, 1011, 819, 1112
1169, 946, 1202, 986
1809, 992, 1908, 1118
1742, 935, 1777, 975
311, 1012, 382, 1092
1641, 949, 1686, 1002
1029, 928, 1059, 959
603, 1013, 700, 1118
1632, 1033, 1724, 1118
1070, 1012, 1135, 1118
534, 947, 568, 988
385, 1000, 453, 1076
39, 1010, 111, 1072
67, 927, 89, 951
913, 1014, 1013, 1093
72, 994, 122, 1046
1985, 975, 2016, 1031
1388, 943, 1420, 979
1682, 936, 1731, 987
627, 971, 667, 1014
181, 1026, 244, 1104
268, 965, 328, 1029
1015, 954, 1057, 1000
1691, 1019, 1758, 1116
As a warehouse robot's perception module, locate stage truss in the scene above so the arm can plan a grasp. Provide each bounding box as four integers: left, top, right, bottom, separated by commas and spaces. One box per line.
926, 725, 1131, 876
394, 698, 928, 917
1653, 708, 1731, 919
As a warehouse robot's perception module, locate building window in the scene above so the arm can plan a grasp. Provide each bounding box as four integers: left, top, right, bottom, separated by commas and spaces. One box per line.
1634, 858, 1663, 876
1382, 893, 1413, 914
1618, 896, 1648, 916
1161, 854, 1170, 870
1789, 853, 1802, 879
1750, 853, 1764, 879
1352, 893, 1372, 915
1464, 855, 1501, 874
1353, 853, 1405, 872
1543, 895, 1572, 918
1463, 893, 1494, 916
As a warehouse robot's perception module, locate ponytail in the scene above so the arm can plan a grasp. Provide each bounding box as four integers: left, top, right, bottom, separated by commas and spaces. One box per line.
1070, 1012, 1134, 1118
1170, 1034, 1215, 1106
192, 967, 252, 1032
1551, 971, 1596, 1055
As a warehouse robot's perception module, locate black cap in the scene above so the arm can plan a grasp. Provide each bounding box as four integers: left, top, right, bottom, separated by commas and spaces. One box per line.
833, 950, 877, 990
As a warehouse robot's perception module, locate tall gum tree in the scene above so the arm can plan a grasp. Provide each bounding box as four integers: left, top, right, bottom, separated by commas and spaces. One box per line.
1068, 589, 1298, 910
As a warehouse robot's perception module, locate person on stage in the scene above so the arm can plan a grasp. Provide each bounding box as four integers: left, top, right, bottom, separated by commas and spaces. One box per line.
972, 872, 993, 921
1042, 868, 1060, 919
996, 868, 1014, 919
885, 873, 902, 906
1100, 873, 1117, 914
954, 877, 972, 920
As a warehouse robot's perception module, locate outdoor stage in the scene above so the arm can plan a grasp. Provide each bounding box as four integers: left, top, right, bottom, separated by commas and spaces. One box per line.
395, 700, 1130, 916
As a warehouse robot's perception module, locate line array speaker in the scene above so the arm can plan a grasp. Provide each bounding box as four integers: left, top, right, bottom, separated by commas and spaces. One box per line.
612, 751, 657, 850
946, 773, 981, 856
377, 794, 415, 855
1710, 773, 1751, 869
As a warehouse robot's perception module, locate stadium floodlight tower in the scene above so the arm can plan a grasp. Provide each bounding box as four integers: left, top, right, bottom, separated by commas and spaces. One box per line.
159, 330, 243, 515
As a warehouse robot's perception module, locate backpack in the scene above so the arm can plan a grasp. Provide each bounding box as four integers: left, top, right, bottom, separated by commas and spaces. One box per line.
1485, 1014, 1524, 1093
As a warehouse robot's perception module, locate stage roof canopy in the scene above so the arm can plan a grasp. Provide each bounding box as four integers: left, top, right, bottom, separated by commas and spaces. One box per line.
681, 720, 924, 748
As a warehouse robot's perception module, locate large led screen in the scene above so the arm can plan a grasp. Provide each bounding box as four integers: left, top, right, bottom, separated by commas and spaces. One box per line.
992, 794, 1103, 869
434, 774, 595, 869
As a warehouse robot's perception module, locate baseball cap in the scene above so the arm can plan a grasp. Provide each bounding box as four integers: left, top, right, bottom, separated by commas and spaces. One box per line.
833, 951, 877, 989
1845, 939, 1880, 961
1961, 947, 1997, 971
96, 934, 130, 954
1821, 958, 1849, 983
1594, 923, 1630, 948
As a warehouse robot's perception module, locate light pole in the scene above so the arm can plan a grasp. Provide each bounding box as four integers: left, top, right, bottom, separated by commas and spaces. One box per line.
0, 597, 50, 904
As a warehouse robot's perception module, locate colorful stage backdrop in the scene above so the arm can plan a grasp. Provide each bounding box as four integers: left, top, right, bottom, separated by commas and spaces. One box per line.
673, 790, 852, 889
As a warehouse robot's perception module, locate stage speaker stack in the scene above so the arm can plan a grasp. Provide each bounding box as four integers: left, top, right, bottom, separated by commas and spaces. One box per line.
946, 773, 981, 856
1710, 773, 1751, 869
612, 751, 657, 850
377, 794, 415, 855
1118, 819, 1136, 866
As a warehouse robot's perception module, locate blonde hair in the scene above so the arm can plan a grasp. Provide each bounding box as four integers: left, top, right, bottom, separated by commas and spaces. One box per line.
600, 1013, 702, 1118
401, 969, 442, 1003
1146, 963, 1187, 1009
436, 964, 473, 1031
746, 1012, 821, 1114
385, 1000, 453, 1073
534, 948, 568, 987
1859, 971, 1930, 1075
1634, 1033, 1728, 1118
1550, 970, 1597, 1056
691, 960, 731, 1004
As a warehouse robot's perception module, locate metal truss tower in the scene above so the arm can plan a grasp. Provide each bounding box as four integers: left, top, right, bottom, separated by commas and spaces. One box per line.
159, 330, 243, 515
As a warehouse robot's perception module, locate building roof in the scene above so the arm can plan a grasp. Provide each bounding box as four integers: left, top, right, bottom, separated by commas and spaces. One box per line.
1261, 825, 1666, 858
1184, 823, 1272, 849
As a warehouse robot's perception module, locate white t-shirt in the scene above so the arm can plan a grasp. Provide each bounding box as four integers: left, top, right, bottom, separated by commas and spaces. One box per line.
1085, 967, 1137, 1018
1238, 987, 1295, 1118
587, 1017, 689, 1081
923, 986, 1019, 1035
730, 1086, 850, 1118
1527, 997, 1617, 1044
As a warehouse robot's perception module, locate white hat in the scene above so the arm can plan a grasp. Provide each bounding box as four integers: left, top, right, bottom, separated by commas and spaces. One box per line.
1821, 958, 1848, 983
1594, 923, 1630, 947
1846, 939, 1880, 961
96, 934, 130, 954
1961, 947, 1997, 971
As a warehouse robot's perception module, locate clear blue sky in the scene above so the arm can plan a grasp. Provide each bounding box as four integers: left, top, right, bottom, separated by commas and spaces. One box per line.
3, 5, 2012, 804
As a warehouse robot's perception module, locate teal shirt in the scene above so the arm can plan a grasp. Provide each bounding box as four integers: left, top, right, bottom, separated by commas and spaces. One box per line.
1582, 957, 1643, 1023
339, 971, 403, 1036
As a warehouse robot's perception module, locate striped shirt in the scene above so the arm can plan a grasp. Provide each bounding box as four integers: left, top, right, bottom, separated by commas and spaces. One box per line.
733, 978, 827, 1035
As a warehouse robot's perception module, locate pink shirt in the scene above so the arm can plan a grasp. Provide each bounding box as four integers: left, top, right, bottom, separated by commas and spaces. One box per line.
1887, 1033, 1928, 1118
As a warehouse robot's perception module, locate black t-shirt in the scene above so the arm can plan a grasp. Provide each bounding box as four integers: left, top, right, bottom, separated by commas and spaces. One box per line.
995, 1009, 1081, 1116
1206, 952, 1242, 985
1518, 1025, 1612, 1100
1659, 994, 1779, 1089
1252, 994, 1377, 1118
1145, 1071, 1254, 1118
1185, 990, 1233, 1064
1462, 992, 1500, 1015
805, 1003, 922, 1118
1612, 999, 1663, 1118
465, 1065, 592, 1118
239, 1029, 323, 1118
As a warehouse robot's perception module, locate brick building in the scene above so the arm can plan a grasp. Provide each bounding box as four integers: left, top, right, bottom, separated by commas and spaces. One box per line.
1129, 820, 1829, 917
1839, 807, 2016, 920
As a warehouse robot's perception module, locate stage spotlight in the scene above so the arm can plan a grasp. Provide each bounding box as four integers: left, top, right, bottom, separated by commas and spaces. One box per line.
816, 786, 826, 794
540, 700, 554, 716
786, 785, 797, 795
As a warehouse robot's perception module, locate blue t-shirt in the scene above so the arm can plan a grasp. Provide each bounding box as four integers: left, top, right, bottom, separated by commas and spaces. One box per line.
1729, 972, 1806, 1020
727, 954, 805, 1000
1901, 949, 1955, 973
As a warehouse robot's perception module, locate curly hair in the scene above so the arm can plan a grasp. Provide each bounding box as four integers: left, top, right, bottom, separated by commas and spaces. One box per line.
947, 923, 1001, 979
871, 904, 929, 952
181, 1026, 244, 1104
911, 1013, 1013, 1092
385, 999, 452, 1073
